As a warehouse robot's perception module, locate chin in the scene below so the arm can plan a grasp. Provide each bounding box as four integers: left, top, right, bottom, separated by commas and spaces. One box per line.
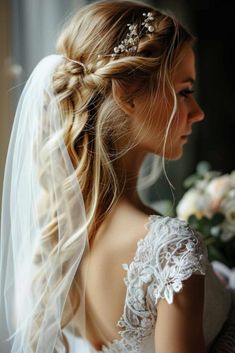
164, 148, 183, 161
150, 144, 184, 160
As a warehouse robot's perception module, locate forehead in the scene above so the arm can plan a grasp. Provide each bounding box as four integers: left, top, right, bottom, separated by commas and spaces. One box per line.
173, 47, 196, 84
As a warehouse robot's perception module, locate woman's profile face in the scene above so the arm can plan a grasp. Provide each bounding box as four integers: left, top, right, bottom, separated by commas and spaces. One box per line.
132, 46, 205, 160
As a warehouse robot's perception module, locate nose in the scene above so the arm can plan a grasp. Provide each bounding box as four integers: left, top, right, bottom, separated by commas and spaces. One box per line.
189, 99, 205, 123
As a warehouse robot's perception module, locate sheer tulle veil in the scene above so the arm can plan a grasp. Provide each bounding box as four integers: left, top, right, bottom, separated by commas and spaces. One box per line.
0, 54, 95, 353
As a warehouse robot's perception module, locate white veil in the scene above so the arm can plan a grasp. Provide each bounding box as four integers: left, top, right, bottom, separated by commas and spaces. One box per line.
0, 54, 94, 353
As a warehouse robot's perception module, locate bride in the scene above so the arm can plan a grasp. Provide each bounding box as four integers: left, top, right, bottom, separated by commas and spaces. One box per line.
0, 1, 234, 352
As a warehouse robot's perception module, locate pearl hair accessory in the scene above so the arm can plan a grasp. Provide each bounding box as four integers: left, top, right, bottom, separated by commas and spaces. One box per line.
112, 12, 155, 56
65, 12, 156, 64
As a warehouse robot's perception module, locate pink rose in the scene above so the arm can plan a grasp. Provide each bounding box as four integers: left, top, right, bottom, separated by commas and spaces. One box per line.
206, 175, 230, 213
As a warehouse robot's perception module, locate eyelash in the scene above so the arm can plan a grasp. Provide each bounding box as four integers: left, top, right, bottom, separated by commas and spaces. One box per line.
179, 89, 195, 98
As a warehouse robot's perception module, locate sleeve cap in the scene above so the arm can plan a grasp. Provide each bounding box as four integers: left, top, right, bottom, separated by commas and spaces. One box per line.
149, 217, 208, 305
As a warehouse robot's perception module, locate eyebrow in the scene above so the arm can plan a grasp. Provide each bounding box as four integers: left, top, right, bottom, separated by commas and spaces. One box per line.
181, 77, 196, 84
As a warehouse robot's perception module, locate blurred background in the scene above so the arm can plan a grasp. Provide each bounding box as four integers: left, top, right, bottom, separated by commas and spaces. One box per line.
1, 0, 235, 207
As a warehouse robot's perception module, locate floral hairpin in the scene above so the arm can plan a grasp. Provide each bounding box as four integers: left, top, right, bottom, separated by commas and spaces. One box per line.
112, 12, 155, 56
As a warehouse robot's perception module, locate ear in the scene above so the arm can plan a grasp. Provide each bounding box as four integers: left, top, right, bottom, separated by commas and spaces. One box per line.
112, 82, 136, 116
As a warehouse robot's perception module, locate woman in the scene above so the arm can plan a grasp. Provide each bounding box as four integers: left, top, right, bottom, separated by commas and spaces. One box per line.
0, 1, 234, 352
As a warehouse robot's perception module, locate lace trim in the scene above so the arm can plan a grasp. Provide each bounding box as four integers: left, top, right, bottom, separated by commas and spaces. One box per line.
100, 215, 209, 353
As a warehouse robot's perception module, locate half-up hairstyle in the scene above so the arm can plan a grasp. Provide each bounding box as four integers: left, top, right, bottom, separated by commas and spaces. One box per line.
53, 0, 196, 238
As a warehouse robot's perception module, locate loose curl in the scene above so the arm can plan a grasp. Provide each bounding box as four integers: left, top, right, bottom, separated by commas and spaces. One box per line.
35, 0, 196, 351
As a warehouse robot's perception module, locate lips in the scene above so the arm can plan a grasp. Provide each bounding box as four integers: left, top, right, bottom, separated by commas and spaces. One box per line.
181, 130, 192, 138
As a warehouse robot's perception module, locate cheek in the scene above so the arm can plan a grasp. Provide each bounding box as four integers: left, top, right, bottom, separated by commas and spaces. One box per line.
171, 112, 182, 131
171, 101, 188, 131
177, 97, 191, 116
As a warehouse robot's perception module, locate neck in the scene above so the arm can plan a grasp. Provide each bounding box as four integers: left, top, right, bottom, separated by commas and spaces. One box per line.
118, 146, 148, 210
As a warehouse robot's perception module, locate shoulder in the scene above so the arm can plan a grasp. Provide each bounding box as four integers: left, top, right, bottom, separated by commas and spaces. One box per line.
150, 215, 209, 269
146, 214, 202, 241
155, 270, 206, 352
152, 218, 207, 352
140, 214, 208, 262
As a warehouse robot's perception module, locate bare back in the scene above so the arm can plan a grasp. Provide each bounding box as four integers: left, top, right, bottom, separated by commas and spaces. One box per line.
77, 199, 160, 351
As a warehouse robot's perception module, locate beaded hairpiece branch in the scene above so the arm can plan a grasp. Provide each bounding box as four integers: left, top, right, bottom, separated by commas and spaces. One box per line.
64, 11, 156, 70
112, 12, 155, 56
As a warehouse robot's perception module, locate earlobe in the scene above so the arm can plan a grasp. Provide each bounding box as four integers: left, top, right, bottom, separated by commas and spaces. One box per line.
130, 101, 135, 108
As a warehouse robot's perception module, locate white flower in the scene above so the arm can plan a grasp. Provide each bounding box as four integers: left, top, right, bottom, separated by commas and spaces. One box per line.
153, 265, 183, 304
220, 196, 235, 241
196, 179, 209, 191
176, 188, 204, 220
230, 171, 235, 188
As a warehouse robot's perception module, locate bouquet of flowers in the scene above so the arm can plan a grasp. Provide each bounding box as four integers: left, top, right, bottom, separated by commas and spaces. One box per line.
176, 162, 235, 272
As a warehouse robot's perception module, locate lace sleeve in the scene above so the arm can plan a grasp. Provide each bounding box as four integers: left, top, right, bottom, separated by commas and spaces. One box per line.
143, 215, 209, 305
114, 215, 209, 351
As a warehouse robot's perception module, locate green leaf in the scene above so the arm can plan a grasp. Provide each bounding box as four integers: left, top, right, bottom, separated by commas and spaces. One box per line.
183, 174, 201, 189
205, 171, 222, 181
196, 161, 211, 176
207, 244, 229, 265
197, 216, 211, 234
199, 216, 211, 226
210, 213, 225, 226
188, 214, 200, 228
204, 236, 217, 246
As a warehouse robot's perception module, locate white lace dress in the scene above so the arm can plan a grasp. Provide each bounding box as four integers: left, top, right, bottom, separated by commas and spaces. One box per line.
68, 215, 235, 353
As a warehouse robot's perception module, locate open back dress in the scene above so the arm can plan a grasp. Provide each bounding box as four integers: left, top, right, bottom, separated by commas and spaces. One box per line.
67, 215, 235, 353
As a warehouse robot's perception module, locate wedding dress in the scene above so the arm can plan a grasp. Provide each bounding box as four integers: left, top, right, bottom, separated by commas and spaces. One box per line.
66, 215, 235, 353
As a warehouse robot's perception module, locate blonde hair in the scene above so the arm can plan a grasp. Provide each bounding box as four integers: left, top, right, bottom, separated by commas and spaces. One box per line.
35, 0, 196, 351
53, 0, 195, 236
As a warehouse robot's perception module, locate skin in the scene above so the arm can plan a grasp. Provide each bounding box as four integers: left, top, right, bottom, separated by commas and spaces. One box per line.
155, 273, 206, 353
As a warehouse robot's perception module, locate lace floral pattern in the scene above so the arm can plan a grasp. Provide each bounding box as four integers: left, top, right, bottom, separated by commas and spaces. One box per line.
100, 215, 209, 353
